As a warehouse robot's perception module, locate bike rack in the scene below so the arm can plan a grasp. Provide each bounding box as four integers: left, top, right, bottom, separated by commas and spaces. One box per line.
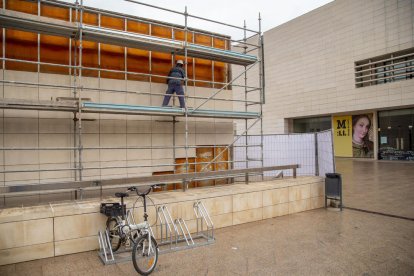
98, 200, 215, 264
156, 200, 215, 254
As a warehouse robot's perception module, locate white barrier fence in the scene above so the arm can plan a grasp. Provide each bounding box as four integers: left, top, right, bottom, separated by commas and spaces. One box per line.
316, 130, 336, 177
233, 130, 335, 180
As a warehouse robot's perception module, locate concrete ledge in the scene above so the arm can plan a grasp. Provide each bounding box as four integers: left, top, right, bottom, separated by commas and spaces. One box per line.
0, 176, 324, 265
55, 236, 98, 256
0, 218, 53, 250
0, 242, 54, 266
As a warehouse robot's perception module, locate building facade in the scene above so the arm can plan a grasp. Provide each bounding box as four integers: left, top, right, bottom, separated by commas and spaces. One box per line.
239, 0, 414, 160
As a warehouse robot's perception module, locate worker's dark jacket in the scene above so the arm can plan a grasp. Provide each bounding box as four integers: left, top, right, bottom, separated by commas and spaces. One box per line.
167, 66, 185, 85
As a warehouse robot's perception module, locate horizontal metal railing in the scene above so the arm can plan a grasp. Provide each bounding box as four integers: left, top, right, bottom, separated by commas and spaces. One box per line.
0, 165, 299, 196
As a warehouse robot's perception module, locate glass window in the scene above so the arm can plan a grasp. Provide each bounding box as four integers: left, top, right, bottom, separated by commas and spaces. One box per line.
355, 48, 414, 87
293, 116, 331, 133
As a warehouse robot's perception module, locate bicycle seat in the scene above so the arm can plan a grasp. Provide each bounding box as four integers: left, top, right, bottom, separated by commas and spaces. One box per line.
115, 192, 129, 198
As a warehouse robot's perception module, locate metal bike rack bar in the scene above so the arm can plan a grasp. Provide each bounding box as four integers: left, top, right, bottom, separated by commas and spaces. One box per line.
157, 205, 179, 250
193, 200, 214, 241
98, 210, 147, 265
175, 218, 195, 246
98, 230, 116, 264
98, 228, 152, 265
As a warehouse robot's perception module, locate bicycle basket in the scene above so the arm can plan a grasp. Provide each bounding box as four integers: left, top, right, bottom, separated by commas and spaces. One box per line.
100, 203, 126, 217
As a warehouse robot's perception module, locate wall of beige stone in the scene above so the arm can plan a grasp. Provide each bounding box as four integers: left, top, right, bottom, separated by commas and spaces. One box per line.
0, 176, 325, 266
0, 70, 234, 192
234, 0, 414, 135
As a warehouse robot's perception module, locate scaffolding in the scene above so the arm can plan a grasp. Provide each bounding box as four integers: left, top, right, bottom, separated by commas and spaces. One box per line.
0, 0, 265, 204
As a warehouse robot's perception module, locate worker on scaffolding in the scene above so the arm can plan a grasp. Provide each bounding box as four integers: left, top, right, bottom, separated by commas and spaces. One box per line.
162, 59, 186, 109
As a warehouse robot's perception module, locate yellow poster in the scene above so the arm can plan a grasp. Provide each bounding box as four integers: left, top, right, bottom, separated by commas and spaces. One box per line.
333, 115, 352, 157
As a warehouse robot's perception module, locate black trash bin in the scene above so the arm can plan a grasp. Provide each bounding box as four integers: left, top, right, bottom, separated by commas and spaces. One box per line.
325, 173, 343, 211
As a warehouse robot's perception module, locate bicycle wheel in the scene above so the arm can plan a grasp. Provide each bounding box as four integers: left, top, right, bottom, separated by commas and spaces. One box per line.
132, 235, 158, 275
106, 217, 122, 252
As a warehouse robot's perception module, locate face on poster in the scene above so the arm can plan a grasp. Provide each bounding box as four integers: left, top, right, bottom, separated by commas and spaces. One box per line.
333, 114, 374, 158
351, 114, 374, 158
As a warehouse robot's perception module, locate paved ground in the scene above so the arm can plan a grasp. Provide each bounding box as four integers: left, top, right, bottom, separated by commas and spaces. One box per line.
337, 158, 414, 219
1, 158, 414, 275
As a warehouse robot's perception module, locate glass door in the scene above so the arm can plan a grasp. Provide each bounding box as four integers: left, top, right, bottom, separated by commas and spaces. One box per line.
378, 108, 414, 160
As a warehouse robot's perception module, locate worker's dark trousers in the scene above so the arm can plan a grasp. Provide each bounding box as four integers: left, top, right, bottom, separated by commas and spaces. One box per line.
162, 83, 185, 108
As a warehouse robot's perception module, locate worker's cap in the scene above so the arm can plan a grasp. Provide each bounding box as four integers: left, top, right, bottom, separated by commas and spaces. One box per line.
176, 60, 184, 65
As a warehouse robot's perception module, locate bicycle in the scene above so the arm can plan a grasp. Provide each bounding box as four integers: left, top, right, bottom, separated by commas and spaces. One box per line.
100, 184, 162, 275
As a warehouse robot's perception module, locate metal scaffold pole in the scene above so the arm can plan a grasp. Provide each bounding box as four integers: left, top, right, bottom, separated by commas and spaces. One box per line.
73, 0, 79, 181
77, 0, 84, 181
259, 13, 264, 180
184, 6, 189, 189
171, 28, 177, 181
1, 1, 5, 202
37, 0, 41, 183
243, 20, 249, 184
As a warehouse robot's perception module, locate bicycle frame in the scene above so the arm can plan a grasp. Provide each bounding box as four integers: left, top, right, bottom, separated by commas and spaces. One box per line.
117, 186, 157, 250
131, 189, 154, 250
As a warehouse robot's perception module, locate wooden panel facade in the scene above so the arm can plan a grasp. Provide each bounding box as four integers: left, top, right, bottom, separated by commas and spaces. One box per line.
0, 0, 230, 88
152, 146, 230, 191
127, 20, 150, 82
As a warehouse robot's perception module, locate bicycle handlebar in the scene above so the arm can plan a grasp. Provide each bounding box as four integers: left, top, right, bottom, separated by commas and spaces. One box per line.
126, 183, 166, 196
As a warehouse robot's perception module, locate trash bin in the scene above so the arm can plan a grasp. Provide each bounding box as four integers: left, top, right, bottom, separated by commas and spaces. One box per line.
325, 173, 342, 211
